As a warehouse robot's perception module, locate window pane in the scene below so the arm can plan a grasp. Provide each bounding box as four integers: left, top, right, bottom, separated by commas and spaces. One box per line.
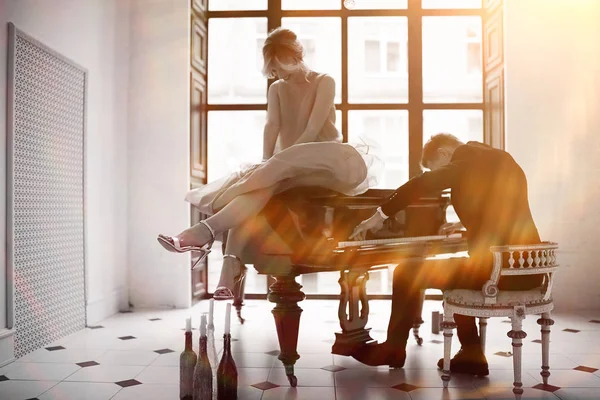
207, 111, 266, 181
349, 17, 408, 103
348, 110, 409, 189
422, 0, 481, 8
208, 0, 267, 10
208, 110, 340, 179
282, 0, 340, 10
386, 42, 401, 72
422, 17, 482, 103
207, 111, 268, 294
345, 0, 408, 9
300, 267, 395, 296
364, 40, 381, 73
423, 110, 482, 224
281, 18, 342, 103
208, 18, 267, 104
422, 110, 483, 146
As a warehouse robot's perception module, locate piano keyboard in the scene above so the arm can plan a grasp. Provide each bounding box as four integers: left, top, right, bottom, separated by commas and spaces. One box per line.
337, 233, 463, 249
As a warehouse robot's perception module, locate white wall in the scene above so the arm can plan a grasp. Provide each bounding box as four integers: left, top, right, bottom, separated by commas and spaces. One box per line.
0, 0, 131, 363
0, 0, 9, 336
128, 0, 192, 309
504, 0, 600, 310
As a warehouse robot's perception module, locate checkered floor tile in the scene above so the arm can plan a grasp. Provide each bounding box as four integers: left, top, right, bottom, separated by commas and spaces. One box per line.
1, 300, 599, 400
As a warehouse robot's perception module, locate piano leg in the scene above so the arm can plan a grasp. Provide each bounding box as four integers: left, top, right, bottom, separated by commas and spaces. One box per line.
268, 274, 305, 387
412, 290, 426, 346
332, 270, 377, 356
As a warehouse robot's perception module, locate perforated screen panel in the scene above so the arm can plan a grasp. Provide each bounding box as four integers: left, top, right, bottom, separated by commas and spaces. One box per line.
8, 24, 87, 358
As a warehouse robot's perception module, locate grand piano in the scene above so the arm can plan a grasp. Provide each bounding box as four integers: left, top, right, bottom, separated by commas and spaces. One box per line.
229, 188, 468, 387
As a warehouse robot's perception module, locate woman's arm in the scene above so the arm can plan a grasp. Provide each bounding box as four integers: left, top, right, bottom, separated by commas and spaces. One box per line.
262, 82, 281, 161
294, 74, 335, 145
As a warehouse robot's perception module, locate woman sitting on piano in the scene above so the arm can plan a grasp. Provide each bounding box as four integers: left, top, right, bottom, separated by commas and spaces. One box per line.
157, 27, 382, 301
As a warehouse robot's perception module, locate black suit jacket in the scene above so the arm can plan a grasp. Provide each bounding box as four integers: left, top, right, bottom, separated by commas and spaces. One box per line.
381, 142, 541, 287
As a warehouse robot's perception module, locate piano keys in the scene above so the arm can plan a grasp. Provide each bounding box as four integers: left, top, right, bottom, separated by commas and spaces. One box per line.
299, 233, 467, 270
337, 233, 463, 249
232, 188, 469, 387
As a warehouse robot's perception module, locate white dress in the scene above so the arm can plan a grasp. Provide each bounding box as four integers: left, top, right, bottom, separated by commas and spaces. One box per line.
185, 72, 383, 214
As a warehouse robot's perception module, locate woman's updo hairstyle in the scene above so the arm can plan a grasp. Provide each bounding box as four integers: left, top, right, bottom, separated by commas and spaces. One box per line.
262, 27, 310, 79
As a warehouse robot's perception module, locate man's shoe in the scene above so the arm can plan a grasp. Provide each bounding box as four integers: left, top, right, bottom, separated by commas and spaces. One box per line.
437, 345, 489, 376
351, 342, 406, 368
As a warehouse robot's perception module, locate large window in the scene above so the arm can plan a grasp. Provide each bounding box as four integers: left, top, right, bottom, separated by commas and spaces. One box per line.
204, 0, 485, 296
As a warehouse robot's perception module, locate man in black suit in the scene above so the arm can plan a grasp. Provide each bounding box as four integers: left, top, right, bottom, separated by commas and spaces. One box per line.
350, 133, 542, 375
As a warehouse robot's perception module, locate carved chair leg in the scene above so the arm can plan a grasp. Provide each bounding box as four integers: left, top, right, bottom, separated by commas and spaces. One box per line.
509, 306, 527, 400
268, 275, 305, 387
412, 289, 425, 346
537, 312, 554, 386
441, 311, 457, 389
479, 317, 488, 354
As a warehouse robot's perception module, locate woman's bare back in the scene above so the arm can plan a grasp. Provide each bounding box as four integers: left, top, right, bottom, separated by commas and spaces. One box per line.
273, 71, 341, 150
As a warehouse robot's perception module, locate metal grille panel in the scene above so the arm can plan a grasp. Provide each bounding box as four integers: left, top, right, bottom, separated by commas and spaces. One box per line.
8, 25, 86, 358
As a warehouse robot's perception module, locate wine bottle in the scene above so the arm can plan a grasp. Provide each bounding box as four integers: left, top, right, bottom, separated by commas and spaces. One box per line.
205, 312, 218, 399
180, 317, 197, 400
217, 304, 238, 400
193, 315, 212, 400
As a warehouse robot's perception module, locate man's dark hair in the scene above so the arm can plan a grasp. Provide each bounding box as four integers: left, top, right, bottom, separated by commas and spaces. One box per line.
421, 133, 463, 169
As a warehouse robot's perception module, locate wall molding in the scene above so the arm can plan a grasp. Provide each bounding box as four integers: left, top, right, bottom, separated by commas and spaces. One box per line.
86, 286, 129, 326
0, 329, 15, 367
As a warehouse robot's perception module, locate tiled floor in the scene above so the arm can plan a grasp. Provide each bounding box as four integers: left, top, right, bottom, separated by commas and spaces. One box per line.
2, 300, 600, 400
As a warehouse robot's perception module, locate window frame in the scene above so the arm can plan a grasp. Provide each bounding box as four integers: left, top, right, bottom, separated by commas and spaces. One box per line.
206, 0, 486, 177
200, 0, 500, 299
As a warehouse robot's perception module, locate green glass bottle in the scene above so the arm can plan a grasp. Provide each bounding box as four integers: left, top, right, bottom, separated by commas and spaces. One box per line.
180, 317, 197, 400
217, 333, 238, 400
193, 314, 213, 400
217, 304, 237, 400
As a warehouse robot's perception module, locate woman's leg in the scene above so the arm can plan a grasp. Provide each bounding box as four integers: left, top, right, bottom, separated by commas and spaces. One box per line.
175, 185, 277, 248
174, 169, 337, 248
205, 185, 277, 233
215, 227, 247, 292
214, 199, 293, 298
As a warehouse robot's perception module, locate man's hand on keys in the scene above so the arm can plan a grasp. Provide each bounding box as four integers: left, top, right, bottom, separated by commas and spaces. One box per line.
438, 221, 464, 236
350, 212, 386, 241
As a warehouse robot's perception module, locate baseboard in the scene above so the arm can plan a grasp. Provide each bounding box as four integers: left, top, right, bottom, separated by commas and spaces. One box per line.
0, 329, 15, 367
86, 286, 129, 326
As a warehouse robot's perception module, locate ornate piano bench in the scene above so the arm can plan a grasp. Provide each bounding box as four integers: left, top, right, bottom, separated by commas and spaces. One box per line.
440, 242, 559, 400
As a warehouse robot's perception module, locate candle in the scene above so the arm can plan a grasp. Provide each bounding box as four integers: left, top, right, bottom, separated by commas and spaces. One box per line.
224, 303, 231, 334
200, 314, 207, 337
185, 316, 191, 332
208, 299, 214, 328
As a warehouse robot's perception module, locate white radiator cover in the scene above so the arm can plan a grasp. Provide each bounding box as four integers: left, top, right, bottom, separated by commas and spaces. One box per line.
7, 23, 86, 358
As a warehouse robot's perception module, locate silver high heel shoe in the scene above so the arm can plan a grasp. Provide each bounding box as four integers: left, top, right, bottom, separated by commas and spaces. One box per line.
157, 220, 215, 269
213, 254, 247, 301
